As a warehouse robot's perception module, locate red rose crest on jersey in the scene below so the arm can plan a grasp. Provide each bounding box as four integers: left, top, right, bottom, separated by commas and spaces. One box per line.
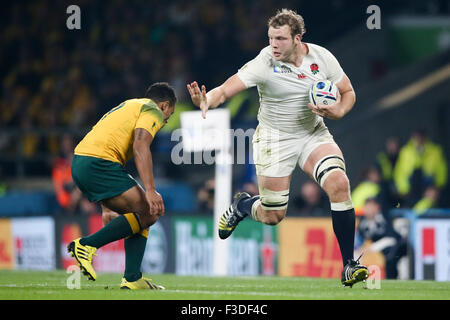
310, 63, 319, 75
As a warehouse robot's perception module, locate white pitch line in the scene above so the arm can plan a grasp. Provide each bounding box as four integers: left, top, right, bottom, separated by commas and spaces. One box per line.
0, 284, 307, 298
165, 289, 306, 298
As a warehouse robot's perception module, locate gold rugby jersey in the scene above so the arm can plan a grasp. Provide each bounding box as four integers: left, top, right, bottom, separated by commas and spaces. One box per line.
74, 98, 164, 165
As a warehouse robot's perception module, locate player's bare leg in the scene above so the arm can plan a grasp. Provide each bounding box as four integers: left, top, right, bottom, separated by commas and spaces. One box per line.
99, 204, 161, 289
101, 185, 160, 228
68, 185, 159, 281
101, 205, 119, 225
303, 143, 368, 287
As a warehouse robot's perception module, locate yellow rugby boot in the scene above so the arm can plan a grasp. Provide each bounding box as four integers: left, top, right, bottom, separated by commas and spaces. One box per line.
67, 238, 98, 281
120, 277, 166, 290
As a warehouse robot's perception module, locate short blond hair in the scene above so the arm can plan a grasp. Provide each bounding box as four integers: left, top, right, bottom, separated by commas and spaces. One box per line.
268, 9, 306, 38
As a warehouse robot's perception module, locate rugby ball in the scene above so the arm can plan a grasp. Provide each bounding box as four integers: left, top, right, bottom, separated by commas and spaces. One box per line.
309, 80, 338, 106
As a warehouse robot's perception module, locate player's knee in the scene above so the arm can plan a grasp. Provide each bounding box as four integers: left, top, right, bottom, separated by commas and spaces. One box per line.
259, 187, 289, 222
133, 201, 158, 229
135, 211, 158, 229
102, 211, 119, 226
260, 209, 286, 225
313, 155, 347, 192
324, 171, 350, 199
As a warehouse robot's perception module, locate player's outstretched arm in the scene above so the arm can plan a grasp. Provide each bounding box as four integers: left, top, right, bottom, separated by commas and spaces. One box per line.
308, 73, 356, 120
187, 74, 246, 119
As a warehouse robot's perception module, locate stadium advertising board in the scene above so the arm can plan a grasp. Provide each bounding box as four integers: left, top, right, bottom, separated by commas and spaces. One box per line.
141, 216, 173, 274
174, 216, 213, 275
89, 214, 125, 272
173, 216, 277, 276
54, 215, 89, 269
88, 214, 173, 274
278, 218, 342, 278
11, 217, 55, 270
0, 219, 13, 269
231, 221, 277, 276
415, 218, 450, 281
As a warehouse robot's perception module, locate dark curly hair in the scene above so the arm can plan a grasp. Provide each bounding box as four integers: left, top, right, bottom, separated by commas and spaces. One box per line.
145, 82, 177, 107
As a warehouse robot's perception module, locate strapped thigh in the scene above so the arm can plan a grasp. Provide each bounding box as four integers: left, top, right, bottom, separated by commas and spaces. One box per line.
259, 186, 289, 211
313, 155, 346, 187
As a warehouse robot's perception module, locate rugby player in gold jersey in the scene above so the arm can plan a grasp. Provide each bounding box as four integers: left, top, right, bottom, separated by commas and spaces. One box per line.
68, 83, 176, 289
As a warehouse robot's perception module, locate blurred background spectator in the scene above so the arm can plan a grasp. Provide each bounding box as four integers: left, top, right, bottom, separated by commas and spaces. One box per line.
393, 129, 448, 208
412, 185, 440, 215
291, 181, 329, 217
376, 136, 401, 206
51, 133, 98, 214
376, 136, 400, 183
0, 168, 7, 197
241, 181, 259, 197
351, 166, 383, 215
51, 134, 75, 211
197, 178, 215, 214
355, 197, 408, 279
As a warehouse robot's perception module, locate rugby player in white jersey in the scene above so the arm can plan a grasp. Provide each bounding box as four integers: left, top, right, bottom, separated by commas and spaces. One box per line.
187, 9, 368, 287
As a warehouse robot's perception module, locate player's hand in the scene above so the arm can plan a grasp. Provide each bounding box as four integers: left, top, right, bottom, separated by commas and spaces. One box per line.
145, 189, 165, 217
187, 81, 209, 119
307, 102, 345, 120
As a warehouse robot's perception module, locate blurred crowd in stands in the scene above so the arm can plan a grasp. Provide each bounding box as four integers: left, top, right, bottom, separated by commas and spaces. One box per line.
2, 1, 447, 169
0, 0, 449, 222
289, 129, 448, 215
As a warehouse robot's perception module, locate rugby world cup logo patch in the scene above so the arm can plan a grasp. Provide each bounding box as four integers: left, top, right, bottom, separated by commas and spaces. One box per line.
273, 65, 292, 74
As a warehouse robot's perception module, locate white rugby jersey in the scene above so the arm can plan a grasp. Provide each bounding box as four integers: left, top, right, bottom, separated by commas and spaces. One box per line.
237, 43, 344, 134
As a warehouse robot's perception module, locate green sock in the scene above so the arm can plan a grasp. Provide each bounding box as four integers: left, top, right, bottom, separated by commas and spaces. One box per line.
80, 213, 140, 249
124, 232, 148, 282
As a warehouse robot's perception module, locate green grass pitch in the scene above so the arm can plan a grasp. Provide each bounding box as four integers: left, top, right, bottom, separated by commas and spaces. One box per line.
0, 270, 449, 300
